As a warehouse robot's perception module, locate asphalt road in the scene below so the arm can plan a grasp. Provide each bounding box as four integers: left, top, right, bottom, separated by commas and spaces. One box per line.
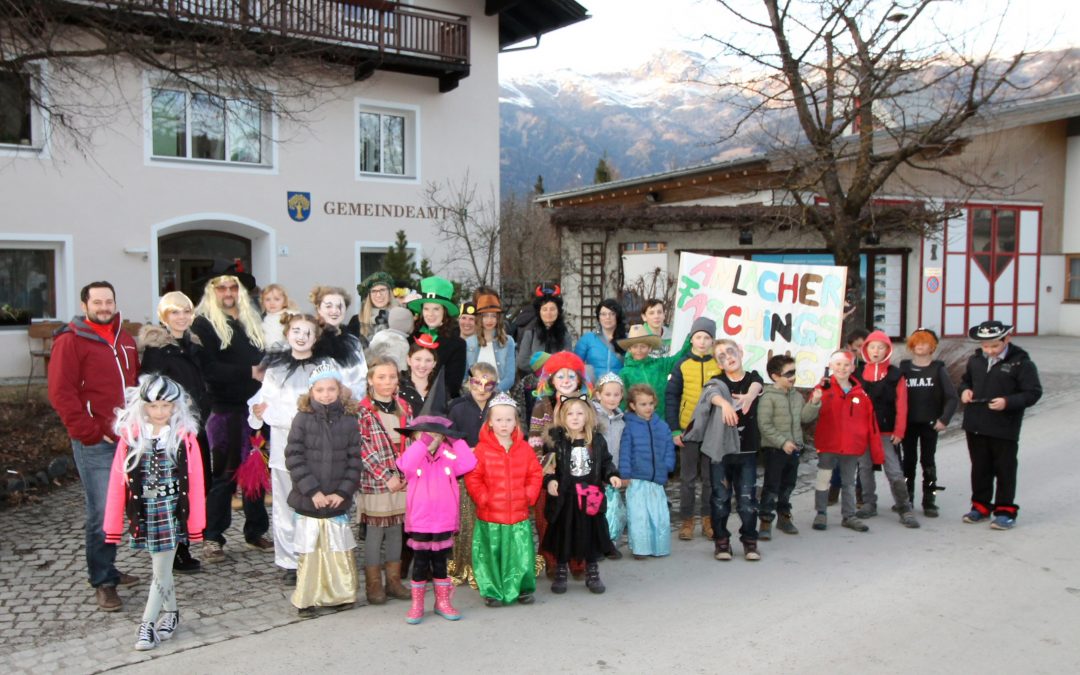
117, 376, 1080, 674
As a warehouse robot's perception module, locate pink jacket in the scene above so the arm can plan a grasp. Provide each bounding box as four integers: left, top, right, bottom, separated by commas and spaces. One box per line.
103, 432, 206, 544
397, 436, 477, 534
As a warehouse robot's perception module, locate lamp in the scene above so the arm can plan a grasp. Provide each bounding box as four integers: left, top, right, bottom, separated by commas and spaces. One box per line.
738, 228, 753, 246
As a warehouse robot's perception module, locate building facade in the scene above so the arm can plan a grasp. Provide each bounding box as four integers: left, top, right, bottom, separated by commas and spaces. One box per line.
0, 0, 588, 378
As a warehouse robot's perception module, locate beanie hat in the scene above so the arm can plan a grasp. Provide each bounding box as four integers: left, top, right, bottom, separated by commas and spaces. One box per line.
388, 307, 414, 334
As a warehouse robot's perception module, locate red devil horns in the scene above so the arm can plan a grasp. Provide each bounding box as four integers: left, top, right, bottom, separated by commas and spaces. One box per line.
535, 283, 561, 298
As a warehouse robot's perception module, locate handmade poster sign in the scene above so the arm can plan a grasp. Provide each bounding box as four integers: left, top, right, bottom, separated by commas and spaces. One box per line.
671, 252, 847, 386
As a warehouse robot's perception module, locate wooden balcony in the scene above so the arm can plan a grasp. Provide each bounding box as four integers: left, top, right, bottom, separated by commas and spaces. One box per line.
50, 0, 471, 91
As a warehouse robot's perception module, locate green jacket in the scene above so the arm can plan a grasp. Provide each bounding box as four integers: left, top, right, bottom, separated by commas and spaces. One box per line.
756, 384, 821, 450
619, 337, 691, 407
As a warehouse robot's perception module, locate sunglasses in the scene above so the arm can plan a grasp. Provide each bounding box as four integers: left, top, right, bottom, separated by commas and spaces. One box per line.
469, 378, 496, 391
781, 370, 797, 379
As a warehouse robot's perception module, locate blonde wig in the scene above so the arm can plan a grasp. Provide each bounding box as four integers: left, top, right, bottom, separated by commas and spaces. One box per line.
195, 275, 266, 350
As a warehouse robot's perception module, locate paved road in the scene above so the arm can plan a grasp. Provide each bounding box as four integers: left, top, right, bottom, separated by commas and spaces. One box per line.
4, 337, 1078, 673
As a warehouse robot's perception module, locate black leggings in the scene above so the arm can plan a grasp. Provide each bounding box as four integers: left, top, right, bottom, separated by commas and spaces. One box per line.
901, 421, 939, 501
411, 548, 449, 582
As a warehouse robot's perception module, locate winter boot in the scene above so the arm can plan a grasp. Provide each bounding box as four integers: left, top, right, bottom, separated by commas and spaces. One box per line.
365, 566, 387, 605
678, 518, 695, 541
384, 561, 411, 600
585, 562, 606, 594
758, 518, 773, 541
777, 513, 799, 535
855, 503, 878, 519
923, 493, 940, 518
551, 563, 569, 594
713, 537, 733, 561
433, 578, 461, 620
742, 539, 761, 561
812, 511, 828, 531
701, 517, 714, 539
172, 542, 201, 575
405, 581, 426, 624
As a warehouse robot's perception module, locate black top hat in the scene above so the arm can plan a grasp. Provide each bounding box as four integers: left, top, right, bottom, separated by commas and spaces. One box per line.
968, 320, 1013, 341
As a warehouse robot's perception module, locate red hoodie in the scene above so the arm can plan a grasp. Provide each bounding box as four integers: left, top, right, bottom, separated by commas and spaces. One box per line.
856, 330, 908, 438
48, 313, 139, 445
466, 424, 543, 525
814, 376, 885, 463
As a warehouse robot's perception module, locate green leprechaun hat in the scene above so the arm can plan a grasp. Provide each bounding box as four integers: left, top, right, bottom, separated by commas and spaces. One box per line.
407, 276, 459, 317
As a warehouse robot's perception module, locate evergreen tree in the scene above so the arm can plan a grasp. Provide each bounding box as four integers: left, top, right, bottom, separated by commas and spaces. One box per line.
594, 152, 614, 184
383, 230, 418, 288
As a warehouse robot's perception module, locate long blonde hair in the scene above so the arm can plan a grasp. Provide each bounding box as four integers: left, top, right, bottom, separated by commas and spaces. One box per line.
358, 292, 399, 339
554, 397, 596, 446
195, 275, 266, 350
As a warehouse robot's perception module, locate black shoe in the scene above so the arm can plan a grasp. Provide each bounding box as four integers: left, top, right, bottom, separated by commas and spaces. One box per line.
605, 548, 623, 560
484, 597, 501, 608
282, 569, 297, 587
585, 562, 605, 594
517, 593, 535, 605
173, 543, 202, 575
551, 564, 569, 594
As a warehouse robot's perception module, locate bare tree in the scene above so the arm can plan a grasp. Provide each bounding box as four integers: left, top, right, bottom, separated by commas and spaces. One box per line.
705, 0, 1051, 326
499, 190, 562, 313
424, 169, 500, 292
0, 1, 454, 149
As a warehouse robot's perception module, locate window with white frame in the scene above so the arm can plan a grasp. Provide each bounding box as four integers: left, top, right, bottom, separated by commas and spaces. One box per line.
0, 246, 58, 319
150, 85, 270, 165
356, 101, 418, 179
0, 70, 45, 151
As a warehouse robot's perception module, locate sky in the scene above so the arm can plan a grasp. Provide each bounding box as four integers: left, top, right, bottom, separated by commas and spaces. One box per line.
497, 0, 1080, 80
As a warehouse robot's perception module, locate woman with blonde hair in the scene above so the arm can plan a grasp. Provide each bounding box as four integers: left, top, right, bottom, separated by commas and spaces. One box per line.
348, 272, 399, 347
137, 290, 211, 574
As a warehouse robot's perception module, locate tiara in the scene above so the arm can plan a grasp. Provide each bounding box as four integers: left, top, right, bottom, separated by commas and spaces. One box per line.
309, 361, 343, 386
596, 372, 624, 388
488, 392, 518, 409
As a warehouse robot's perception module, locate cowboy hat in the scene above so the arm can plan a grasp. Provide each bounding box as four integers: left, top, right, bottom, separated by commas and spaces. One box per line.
474, 290, 503, 315
968, 320, 1013, 341
617, 324, 662, 350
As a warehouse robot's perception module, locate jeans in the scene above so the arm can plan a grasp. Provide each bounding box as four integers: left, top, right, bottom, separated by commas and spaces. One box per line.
679, 441, 712, 519
71, 439, 120, 588
815, 454, 859, 519
759, 447, 800, 521
709, 454, 758, 542
857, 434, 912, 512
204, 410, 269, 545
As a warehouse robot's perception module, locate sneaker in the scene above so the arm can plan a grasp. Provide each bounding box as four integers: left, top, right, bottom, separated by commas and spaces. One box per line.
134, 621, 159, 651
156, 610, 179, 641
842, 517, 870, 532
743, 540, 761, 561
990, 515, 1016, 530
812, 512, 827, 531
282, 569, 297, 586
899, 510, 921, 529
245, 536, 274, 552
202, 540, 226, 564
713, 538, 733, 561
855, 504, 878, 519
962, 509, 988, 524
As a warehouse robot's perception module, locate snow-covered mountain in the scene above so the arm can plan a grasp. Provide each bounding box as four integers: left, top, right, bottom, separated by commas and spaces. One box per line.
499, 48, 1080, 197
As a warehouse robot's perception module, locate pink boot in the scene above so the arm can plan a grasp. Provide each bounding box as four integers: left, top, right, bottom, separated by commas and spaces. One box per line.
433, 578, 461, 621
406, 581, 426, 624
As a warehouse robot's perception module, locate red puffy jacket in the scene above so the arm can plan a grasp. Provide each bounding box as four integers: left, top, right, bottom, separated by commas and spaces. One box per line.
48, 314, 139, 445
813, 376, 884, 463
465, 425, 543, 525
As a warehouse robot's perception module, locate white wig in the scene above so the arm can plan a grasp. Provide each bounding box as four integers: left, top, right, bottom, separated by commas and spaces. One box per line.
113, 374, 201, 473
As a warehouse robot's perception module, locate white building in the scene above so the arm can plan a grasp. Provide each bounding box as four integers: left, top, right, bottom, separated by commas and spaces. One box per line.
541, 94, 1080, 341
0, 0, 588, 378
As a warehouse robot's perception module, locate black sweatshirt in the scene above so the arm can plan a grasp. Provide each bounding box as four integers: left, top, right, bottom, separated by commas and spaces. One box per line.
899, 359, 959, 426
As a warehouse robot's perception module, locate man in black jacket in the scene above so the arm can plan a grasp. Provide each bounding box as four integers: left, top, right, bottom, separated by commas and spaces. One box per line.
958, 320, 1042, 530
191, 274, 269, 562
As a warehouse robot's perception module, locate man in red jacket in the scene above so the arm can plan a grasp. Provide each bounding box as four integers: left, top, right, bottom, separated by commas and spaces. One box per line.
48, 281, 140, 611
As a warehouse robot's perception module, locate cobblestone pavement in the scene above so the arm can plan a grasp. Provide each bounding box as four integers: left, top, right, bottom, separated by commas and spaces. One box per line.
2, 337, 1071, 674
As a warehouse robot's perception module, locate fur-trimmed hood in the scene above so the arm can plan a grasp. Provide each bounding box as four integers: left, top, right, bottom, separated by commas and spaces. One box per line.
137, 324, 201, 354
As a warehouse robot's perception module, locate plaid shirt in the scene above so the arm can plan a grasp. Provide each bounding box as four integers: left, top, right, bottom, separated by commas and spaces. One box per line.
357, 397, 412, 494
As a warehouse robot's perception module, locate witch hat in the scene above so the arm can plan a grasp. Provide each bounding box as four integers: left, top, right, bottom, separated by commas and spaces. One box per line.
395, 368, 463, 437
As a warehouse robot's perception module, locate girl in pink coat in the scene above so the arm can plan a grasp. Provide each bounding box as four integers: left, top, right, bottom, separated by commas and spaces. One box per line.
103, 375, 205, 651
396, 415, 477, 624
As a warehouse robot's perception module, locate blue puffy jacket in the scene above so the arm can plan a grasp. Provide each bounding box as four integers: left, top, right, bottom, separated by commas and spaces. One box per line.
574, 331, 623, 380
618, 411, 676, 484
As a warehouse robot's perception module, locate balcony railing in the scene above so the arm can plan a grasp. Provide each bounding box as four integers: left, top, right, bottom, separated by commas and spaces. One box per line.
62, 1, 470, 66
